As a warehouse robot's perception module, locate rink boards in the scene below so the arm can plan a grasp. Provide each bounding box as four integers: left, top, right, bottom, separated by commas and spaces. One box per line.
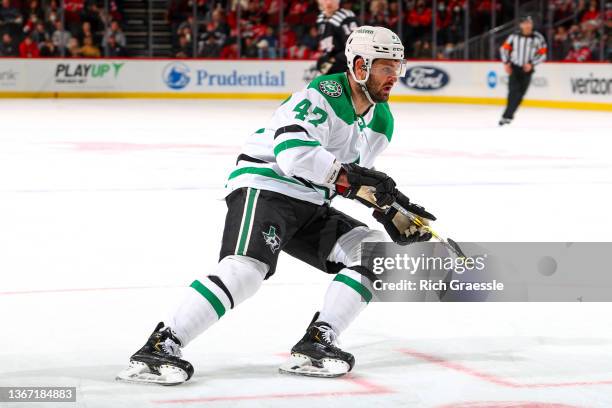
0, 58, 610, 110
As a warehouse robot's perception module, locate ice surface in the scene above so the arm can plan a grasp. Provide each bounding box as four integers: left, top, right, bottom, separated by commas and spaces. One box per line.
1, 99, 611, 408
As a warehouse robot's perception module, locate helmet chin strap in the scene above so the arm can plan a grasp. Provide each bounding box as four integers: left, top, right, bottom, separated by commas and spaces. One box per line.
348, 62, 375, 106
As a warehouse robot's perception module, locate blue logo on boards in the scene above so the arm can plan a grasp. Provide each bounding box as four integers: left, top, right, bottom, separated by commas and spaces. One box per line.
487, 71, 498, 89
163, 63, 190, 90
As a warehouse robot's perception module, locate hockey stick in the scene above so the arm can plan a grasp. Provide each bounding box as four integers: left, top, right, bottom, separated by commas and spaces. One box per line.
390, 201, 467, 259
353, 187, 466, 258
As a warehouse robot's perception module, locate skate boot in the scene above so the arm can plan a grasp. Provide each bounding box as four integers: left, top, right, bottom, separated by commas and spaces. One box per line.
116, 322, 194, 385
279, 313, 355, 378
498, 117, 512, 126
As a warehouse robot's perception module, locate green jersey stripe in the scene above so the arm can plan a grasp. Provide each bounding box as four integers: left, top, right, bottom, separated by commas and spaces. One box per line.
236, 187, 258, 255
190, 280, 226, 318
274, 139, 321, 157
228, 167, 330, 200
333, 273, 373, 303
229, 167, 303, 186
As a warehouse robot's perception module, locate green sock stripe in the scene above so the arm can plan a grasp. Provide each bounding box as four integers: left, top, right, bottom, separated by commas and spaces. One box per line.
190, 280, 226, 318
333, 274, 372, 303
236, 188, 257, 255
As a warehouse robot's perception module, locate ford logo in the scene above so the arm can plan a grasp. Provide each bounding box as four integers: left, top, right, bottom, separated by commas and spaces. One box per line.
400, 66, 449, 91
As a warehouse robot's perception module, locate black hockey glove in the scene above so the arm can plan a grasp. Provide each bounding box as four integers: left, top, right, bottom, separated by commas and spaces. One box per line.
316, 54, 335, 75
372, 192, 437, 245
338, 163, 397, 207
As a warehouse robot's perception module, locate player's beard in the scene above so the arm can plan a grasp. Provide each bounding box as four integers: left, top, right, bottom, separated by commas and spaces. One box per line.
365, 76, 395, 103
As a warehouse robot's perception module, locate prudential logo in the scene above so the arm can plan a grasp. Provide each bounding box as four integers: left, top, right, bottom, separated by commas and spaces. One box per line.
487, 71, 498, 89
163, 62, 190, 90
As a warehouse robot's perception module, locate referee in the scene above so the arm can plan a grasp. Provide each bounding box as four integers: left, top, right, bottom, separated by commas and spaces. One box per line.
498, 16, 547, 126
316, 0, 359, 75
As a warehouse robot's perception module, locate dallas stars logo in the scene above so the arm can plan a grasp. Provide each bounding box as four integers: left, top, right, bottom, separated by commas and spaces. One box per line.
319, 80, 342, 98
262, 226, 281, 254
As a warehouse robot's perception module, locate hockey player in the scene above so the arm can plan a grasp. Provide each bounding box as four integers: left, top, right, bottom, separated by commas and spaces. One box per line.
316, 0, 359, 75
116, 26, 436, 384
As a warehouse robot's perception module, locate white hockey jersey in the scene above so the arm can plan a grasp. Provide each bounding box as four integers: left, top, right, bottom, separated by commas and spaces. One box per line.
226, 72, 394, 205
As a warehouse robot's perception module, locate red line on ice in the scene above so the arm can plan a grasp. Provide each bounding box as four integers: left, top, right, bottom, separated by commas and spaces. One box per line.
151, 375, 393, 404
399, 348, 612, 388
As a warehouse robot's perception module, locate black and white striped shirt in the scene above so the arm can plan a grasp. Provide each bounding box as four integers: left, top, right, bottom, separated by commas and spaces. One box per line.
500, 31, 548, 66
317, 8, 359, 56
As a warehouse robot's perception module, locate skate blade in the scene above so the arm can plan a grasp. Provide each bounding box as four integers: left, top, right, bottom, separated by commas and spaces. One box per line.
278, 353, 349, 378
116, 361, 188, 386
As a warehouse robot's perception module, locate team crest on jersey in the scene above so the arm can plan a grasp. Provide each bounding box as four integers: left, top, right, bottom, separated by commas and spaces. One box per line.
262, 226, 281, 254
319, 80, 343, 98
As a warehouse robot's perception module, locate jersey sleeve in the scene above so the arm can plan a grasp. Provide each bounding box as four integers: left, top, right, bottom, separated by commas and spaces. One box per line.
270, 89, 340, 185
532, 32, 548, 65
334, 10, 358, 60
500, 33, 514, 63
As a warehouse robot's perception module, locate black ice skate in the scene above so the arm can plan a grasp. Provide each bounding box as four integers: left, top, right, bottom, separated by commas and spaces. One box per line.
279, 313, 355, 378
116, 322, 194, 385
498, 117, 512, 126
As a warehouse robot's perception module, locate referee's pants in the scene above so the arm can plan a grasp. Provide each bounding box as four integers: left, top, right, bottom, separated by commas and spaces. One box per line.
502, 64, 533, 120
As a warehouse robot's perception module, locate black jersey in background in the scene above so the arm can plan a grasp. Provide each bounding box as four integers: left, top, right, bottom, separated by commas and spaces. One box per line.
316, 8, 359, 75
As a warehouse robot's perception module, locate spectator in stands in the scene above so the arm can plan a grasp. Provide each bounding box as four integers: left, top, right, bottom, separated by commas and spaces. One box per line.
242, 33, 258, 58
31, 21, 49, 44
219, 41, 237, 59
441, 42, 456, 59
387, 1, 400, 30
25, 0, 43, 20
106, 35, 126, 57
39, 38, 58, 56
446, 0, 466, 44
80, 35, 100, 57
552, 26, 572, 61
77, 21, 95, 45
19, 34, 39, 57
102, 20, 125, 48
256, 26, 277, 58
581, 0, 602, 26
81, 2, 104, 33
300, 25, 318, 53
0, 32, 17, 55
67, 37, 81, 57
44, 0, 59, 23
406, 0, 432, 42
211, 8, 230, 38
63, 0, 84, 32
551, 0, 575, 22
565, 38, 593, 61
176, 15, 193, 41
434, 1, 451, 46
52, 20, 71, 49
22, 13, 40, 35
0, 0, 23, 36
175, 34, 193, 58
198, 32, 221, 57
475, 0, 502, 33
368, 0, 389, 28
413, 39, 432, 59
279, 23, 296, 57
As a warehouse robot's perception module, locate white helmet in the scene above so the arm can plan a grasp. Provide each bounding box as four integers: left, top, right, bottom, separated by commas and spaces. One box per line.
345, 26, 406, 103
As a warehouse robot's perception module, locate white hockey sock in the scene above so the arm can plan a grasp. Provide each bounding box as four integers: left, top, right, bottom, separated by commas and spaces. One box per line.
318, 268, 373, 335
168, 255, 268, 347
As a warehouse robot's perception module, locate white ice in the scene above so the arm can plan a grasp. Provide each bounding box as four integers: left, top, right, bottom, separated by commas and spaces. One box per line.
0, 99, 611, 408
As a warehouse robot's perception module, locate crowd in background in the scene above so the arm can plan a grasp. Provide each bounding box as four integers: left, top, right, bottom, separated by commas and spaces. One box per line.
0, 0, 126, 57
1, 0, 610, 61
